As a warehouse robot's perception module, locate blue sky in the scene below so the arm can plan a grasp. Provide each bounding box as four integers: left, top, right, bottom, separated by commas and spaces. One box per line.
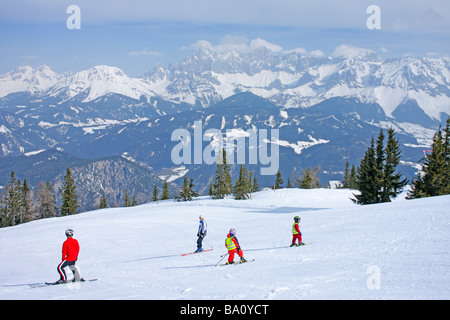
0, 0, 449, 76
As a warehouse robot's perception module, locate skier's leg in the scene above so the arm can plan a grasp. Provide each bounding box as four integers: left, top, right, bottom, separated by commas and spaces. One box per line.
57, 260, 68, 281
238, 249, 247, 262
197, 236, 203, 249
69, 263, 81, 281
228, 250, 235, 263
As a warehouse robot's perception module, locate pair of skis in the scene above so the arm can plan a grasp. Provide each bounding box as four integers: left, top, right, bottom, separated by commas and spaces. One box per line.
181, 248, 213, 256
219, 259, 255, 267
31, 279, 98, 288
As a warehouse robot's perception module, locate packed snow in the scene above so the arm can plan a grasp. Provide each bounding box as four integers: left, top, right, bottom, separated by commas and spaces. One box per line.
0, 188, 449, 300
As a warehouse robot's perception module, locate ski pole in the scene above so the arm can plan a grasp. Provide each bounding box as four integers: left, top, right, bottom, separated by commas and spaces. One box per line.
204, 239, 213, 250
215, 253, 228, 267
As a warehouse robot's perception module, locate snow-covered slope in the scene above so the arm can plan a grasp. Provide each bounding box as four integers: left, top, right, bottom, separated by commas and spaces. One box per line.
0, 188, 448, 300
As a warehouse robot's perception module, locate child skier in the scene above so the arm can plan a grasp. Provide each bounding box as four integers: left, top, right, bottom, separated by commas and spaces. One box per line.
225, 229, 247, 264
291, 216, 305, 246
54, 229, 84, 284
195, 215, 207, 253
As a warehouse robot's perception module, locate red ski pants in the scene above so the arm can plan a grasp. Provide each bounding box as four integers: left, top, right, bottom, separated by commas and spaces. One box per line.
292, 234, 302, 244
228, 249, 244, 262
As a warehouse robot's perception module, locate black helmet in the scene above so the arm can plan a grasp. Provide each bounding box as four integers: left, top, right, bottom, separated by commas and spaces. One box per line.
294, 216, 301, 222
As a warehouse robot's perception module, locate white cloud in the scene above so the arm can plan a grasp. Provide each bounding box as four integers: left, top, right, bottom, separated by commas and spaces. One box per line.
284, 48, 308, 55
183, 36, 283, 53
309, 50, 325, 57
249, 38, 283, 52
332, 44, 372, 58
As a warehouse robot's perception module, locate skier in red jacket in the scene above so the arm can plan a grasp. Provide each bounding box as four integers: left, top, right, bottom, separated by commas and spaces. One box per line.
54, 229, 84, 284
225, 229, 248, 264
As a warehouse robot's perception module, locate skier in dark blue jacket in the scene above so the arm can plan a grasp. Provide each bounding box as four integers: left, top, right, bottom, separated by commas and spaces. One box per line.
195, 215, 207, 252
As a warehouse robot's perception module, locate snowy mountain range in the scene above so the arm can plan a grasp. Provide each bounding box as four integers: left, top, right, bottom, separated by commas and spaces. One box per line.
1, 45, 449, 121
0, 44, 449, 202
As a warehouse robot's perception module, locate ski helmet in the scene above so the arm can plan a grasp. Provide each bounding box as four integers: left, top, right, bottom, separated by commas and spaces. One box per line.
229, 229, 236, 236
65, 229, 74, 237
294, 216, 301, 222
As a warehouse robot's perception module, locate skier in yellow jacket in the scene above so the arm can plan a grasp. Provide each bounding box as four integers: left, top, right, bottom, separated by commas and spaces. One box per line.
291, 216, 305, 247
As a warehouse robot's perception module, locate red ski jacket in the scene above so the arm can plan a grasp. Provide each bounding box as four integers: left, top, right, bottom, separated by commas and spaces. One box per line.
62, 237, 79, 262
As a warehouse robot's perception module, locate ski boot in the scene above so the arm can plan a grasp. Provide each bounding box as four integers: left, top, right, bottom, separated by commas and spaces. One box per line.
240, 257, 248, 263
53, 279, 67, 285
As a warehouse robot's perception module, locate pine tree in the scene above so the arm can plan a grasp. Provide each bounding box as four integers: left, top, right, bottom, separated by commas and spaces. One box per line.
0, 188, 8, 227
1, 171, 21, 226
18, 179, 33, 224
123, 189, 131, 207
189, 178, 199, 199
297, 166, 321, 189
234, 165, 251, 200
8, 172, 21, 226
60, 168, 79, 215
408, 120, 450, 198
151, 184, 159, 202
342, 161, 350, 188
273, 169, 283, 189
299, 168, 313, 189
161, 180, 170, 200
353, 138, 378, 205
252, 174, 260, 193
177, 176, 198, 201
211, 148, 232, 199
287, 177, 292, 188
382, 128, 408, 201
354, 129, 407, 205
132, 196, 137, 206
99, 191, 108, 209
444, 118, 450, 195
349, 164, 357, 189
208, 182, 214, 198
375, 129, 386, 202
36, 181, 58, 219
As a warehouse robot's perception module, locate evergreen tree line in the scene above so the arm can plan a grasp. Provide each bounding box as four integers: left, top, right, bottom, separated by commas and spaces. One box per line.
0, 168, 79, 228
407, 119, 450, 199
351, 128, 408, 205
3, 122, 447, 225
199, 148, 323, 202
116, 181, 171, 208
346, 121, 449, 205
178, 123, 449, 204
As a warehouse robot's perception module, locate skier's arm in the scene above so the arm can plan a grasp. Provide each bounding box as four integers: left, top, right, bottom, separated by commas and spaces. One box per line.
233, 237, 241, 251
61, 242, 67, 261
